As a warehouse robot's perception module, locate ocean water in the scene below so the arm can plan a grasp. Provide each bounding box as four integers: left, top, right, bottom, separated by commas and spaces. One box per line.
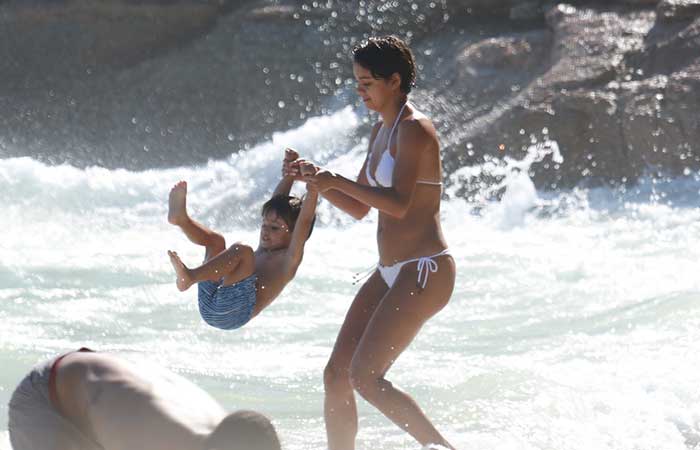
1, 108, 699, 450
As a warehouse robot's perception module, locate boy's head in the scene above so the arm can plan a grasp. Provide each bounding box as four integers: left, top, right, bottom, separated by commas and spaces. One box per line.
205, 410, 281, 450
260, 195, 314, 250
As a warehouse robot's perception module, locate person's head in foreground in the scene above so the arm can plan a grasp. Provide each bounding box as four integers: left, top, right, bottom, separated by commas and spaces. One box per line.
352, 35, 416, 111
205, 410, 281, 450
260, 194, 314, 250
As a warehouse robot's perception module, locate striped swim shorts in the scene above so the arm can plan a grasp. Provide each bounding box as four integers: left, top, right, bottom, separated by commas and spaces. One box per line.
197, 274, 258, 330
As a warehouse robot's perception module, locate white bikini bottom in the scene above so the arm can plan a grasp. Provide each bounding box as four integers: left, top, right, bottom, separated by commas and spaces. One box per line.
377, 249, 451, 289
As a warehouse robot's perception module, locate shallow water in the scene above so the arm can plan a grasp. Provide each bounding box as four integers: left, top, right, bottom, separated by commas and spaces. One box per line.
1, 109, 699, 450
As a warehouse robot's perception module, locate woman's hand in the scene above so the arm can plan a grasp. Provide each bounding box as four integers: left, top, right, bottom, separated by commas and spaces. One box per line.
300, 162, 320, 193
305, 169, 337, 193
298, 160, 318, 177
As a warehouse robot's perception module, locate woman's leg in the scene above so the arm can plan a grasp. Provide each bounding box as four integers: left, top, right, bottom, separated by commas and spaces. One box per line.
324, 271, 388, 450
349, 255, 456, 448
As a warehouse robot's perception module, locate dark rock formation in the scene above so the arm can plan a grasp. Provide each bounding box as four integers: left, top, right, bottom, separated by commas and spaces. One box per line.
0, 0, 699, 190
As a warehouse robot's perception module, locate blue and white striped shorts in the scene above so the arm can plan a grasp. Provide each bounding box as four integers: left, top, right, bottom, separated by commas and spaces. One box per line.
197, 274, 257, 330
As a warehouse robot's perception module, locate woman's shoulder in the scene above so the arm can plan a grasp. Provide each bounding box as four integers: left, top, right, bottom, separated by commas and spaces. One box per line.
398, 112, 437, 143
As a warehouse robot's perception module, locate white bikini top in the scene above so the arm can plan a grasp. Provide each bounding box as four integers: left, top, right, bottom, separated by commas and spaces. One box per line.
365, 102, 442, 188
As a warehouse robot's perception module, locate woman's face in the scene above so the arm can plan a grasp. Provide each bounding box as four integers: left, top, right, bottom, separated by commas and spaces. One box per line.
353, 63, 399, 112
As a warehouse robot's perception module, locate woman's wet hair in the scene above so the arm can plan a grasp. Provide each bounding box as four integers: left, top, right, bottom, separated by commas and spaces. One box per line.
262, 194, 315, 238
352, 35, 416, 94
205, 410, 281, 450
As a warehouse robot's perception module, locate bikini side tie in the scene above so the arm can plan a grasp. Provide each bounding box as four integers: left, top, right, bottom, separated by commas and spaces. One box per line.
416, 256, 439, 289
416, 249, 451, 289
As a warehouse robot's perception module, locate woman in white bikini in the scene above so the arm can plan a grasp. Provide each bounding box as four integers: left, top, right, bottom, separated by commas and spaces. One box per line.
287, 36, 456, 450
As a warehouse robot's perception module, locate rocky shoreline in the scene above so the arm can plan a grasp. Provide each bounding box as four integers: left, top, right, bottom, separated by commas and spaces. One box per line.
0, 0, 698, 190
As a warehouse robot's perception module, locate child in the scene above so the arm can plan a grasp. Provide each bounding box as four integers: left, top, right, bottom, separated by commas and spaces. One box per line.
167, 149, 318, 330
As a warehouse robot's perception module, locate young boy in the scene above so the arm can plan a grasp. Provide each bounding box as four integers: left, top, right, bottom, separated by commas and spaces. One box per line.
167, 149, 317, 330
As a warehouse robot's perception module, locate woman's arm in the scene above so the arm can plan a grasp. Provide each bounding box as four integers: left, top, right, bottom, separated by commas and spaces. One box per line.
316, 121, 385, 220
317, 168, 371, 220
286, 123, 383, 220
310, 121, 429, 219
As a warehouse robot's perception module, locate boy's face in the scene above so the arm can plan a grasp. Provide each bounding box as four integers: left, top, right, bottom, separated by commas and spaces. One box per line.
260, 211, 292, 251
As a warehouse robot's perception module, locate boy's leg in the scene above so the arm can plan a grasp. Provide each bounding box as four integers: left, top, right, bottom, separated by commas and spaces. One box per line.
168, 243, 255, 292
168, 181, 226, 261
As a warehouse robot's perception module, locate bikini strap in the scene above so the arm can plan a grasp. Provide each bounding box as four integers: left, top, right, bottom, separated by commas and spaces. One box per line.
352, 264, 377, 285
386, 102, 409, 153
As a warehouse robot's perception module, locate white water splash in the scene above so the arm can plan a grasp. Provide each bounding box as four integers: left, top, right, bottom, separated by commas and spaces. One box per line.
2, 113, 700, 450
448, 140, 562, 228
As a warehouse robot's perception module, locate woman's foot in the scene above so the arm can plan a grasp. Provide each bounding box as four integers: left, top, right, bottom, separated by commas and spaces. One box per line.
168, 181, 188, 226
168, 250, 194, 291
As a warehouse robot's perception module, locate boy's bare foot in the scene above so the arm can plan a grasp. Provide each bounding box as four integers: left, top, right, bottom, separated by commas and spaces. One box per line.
168, 250, 194, 291
168, 181, 188, 226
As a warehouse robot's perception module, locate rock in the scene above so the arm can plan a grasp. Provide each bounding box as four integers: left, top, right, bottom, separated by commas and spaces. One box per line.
0, 0, 226, 90
0, 0, 338, 168
620, 66, 700, 174
658, 0, 700, 21
436, 5, 662, 188
618, 0, 660, 5
1, 0, 700, 189
510, 1, 545, 21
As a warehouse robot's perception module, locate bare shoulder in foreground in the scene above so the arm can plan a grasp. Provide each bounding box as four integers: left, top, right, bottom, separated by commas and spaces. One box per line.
8, 349, 281, 450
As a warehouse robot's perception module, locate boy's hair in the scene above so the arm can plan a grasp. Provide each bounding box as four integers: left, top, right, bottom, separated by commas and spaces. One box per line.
262, 194, 315, 239
205, 410, 281, 450
352, 35, 417, 94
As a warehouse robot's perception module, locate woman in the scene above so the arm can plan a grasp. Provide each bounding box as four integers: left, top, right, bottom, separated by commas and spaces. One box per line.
289, 36, 456, 450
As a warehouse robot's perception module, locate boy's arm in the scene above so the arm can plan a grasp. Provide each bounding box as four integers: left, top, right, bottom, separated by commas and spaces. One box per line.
272, 176, 294, 198
283, 186, 318, 275
272, 148, 299, 197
